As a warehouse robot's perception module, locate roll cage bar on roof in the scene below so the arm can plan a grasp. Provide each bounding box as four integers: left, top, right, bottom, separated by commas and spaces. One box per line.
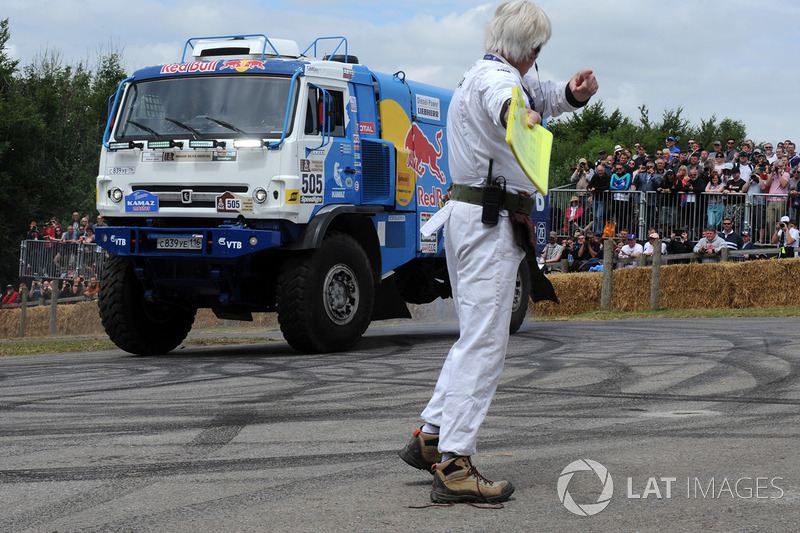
179, 35, 352, 64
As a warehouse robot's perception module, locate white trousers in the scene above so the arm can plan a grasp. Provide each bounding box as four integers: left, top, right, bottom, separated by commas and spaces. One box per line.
420, 201, 525, 456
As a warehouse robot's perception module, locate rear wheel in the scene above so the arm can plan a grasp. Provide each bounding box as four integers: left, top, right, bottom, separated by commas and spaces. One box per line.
276, 232, 374, 353
509, 259, 531, 334
99, 255, 196, 355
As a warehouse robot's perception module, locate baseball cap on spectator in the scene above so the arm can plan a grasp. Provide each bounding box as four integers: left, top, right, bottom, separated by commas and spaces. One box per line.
714, 140, 722, 146
781, 216, 790, 223
742, 230, 750, 235
549, 231, 557, 238
598, 149, 607, 155
6, 284, 11, 288
649, 233, 660, 239
667, 136, 676, 141
665, 168, 674, 174
614, 145, 623, 152
570, 196, 579, 202
627, 234, 636, 240
579, 158, 587, 164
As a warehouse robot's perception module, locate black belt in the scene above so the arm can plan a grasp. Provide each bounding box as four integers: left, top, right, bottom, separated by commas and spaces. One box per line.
449, 183, 535, 215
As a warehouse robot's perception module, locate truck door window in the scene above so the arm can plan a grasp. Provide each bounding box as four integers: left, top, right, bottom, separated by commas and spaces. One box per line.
305, 87, 345, 138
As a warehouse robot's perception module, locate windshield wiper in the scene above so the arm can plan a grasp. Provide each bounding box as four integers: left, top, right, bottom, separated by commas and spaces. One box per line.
163, 117, 202, 139
204, 116, 248, 134
126, 119, 164, 138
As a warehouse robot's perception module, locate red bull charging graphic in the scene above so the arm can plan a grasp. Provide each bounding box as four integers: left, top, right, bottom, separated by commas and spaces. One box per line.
404, 123, 445, 185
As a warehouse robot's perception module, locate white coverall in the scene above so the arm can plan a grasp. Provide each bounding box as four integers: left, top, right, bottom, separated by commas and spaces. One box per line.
420, 55, 582, 456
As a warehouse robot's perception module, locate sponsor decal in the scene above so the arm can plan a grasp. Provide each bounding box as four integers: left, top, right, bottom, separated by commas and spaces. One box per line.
331, 190, 346, 199
286, 190, 300, 204
173, 152, 213, 162
404, 123, 446, 184
333, 162, 344, 187
420, 212, 437, 253
110, 235, 127, 246
213, 151, 237, 162
215, 191, 254, 214
342, 68, 354, 80
125, 190, 159, 213
216, 237, 243, 250
358, 122, 375, 135
219, 59, 267, 72
300, 158, 324, 204
396, 171, 414, 207
350, 96, 358, 113
160, 61, 220, 74
415, 94, 441, 121
142, 152, 163, 162
416, 185, 445, 208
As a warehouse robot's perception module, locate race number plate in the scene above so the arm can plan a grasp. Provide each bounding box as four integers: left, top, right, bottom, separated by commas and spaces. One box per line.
156, 237, 203, 250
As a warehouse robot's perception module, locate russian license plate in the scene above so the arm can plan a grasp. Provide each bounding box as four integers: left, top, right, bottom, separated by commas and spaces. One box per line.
156, 237, 203, 250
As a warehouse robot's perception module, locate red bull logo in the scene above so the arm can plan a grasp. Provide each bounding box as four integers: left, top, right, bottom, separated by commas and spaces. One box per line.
160, 61, 219, 74
404, 123, 445, 184
220, 59, 267, 72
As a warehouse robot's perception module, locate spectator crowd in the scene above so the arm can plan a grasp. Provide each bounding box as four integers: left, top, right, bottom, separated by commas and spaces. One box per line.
544, 137, 800, 271
3, 211, 107, 307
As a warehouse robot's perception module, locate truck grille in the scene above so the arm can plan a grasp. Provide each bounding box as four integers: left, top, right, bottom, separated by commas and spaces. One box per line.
132, 185, 249, 208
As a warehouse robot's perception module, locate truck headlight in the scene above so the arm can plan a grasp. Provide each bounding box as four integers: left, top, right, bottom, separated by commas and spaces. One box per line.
109, 188, 124, 203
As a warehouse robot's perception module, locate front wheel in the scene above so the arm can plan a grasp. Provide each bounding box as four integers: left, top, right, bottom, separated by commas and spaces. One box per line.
509, 259, 531, 334
99, 255, 196, 355
276, 232, 374, 353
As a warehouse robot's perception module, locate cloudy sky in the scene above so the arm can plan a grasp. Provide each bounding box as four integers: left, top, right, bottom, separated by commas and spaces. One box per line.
4, 0, 799, 146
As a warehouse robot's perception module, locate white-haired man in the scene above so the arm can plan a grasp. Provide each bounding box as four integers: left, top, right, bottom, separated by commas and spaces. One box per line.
399, 0, 597, 504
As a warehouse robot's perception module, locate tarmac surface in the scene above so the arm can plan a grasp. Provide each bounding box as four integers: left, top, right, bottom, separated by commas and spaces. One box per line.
1, 317, 799, 532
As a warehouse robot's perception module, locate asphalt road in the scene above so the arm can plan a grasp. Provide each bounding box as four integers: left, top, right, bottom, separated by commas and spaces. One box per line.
1, 317, 799, 532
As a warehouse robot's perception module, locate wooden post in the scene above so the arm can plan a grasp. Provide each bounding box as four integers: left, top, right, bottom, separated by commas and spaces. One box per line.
601, 238, 613, 310
651, 240, 662, 309
49, 279, 59, 336
18, 287, 28, 338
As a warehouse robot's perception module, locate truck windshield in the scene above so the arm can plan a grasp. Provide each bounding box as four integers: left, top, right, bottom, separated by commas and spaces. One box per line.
113, 75, 296, 141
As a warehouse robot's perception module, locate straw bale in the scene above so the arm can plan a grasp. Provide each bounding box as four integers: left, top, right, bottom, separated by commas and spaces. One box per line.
4, 259, 800, 339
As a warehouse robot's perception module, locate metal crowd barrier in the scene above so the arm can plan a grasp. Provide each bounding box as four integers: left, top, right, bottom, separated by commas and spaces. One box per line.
552, 188, 792, 242
18, 239, 106, 280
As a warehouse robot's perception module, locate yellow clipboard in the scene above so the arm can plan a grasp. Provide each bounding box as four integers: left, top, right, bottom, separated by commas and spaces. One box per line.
505, 85, 553, 195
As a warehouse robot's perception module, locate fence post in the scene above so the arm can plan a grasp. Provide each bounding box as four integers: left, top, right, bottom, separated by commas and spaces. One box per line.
721, 246, 729, 262
49, 279, 59, 336
601, 238, 613, 310
651, 240, 662, 309
18, 287, 28, 338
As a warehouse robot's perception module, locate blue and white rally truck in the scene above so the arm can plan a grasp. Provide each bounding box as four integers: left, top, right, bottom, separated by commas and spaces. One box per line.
95, 35, 549, 355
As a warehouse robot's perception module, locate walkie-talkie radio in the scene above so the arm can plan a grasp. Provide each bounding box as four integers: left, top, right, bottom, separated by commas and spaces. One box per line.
481, 159, 506, 225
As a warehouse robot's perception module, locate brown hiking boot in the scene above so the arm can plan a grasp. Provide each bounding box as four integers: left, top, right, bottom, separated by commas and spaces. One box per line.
430, 456, 514, 503
398, 427, 441, 474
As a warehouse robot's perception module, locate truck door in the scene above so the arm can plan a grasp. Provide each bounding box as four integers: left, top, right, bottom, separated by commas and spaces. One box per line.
298, 82, 356, 207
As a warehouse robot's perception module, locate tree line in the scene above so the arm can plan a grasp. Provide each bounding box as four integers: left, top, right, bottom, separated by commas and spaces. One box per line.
0, 17, 749, 285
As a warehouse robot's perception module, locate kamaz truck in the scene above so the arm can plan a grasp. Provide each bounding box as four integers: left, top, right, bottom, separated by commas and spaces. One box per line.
95, 35, 542, 355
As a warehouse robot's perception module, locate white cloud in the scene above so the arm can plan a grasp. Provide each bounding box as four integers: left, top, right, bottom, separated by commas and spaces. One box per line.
4, 0, 800, 144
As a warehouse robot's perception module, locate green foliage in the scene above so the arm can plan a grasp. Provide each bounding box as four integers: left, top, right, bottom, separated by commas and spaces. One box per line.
0, 19, 127, 285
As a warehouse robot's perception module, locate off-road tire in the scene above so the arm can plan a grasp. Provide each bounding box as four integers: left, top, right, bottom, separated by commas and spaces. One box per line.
99, 255, 196, 355
276, 232, 374, 353
509, 259, 531, 334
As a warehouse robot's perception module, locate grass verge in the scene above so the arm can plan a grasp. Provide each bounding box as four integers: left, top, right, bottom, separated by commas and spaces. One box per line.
2, 306, 798, 357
